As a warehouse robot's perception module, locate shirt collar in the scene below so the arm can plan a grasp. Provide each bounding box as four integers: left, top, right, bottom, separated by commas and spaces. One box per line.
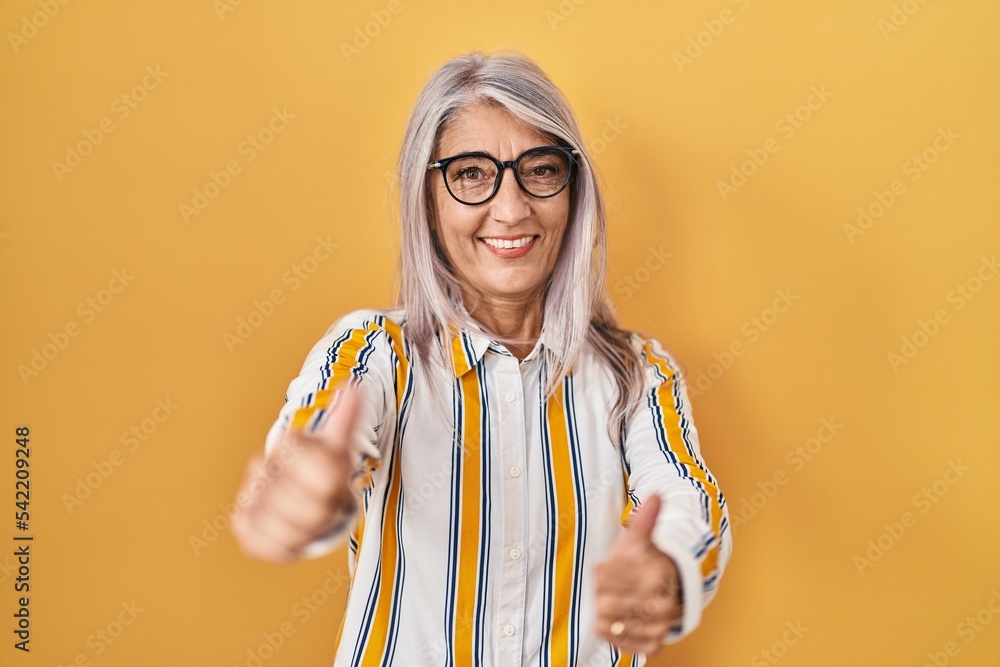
446, 323, 554, 378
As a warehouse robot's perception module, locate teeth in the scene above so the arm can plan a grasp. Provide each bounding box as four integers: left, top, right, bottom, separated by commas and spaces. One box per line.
482, 236, 535, 249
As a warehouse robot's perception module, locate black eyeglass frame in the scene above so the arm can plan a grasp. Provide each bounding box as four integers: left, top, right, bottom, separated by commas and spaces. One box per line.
426, 145, 580, 206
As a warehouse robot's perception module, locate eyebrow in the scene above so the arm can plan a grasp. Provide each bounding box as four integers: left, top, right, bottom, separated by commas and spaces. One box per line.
440, 145, 553, 158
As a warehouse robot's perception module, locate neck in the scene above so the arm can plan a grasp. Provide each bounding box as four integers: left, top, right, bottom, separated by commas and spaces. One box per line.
463, 290, 544, 361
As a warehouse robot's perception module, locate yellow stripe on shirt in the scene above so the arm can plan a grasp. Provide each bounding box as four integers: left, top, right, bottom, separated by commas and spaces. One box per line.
642, 343, 724, 580
452, 365, 483, 662
620, 466, 636, 526
358, 439, 403, 666
289, 324, 380, 429
546, 381, 577, 664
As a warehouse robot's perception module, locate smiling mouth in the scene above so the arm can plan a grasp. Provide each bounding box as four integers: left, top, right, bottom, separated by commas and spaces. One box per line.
479, 235, 538, 249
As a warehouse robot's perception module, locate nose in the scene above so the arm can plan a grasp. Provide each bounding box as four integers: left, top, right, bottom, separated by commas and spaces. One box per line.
489, 165, 531, 224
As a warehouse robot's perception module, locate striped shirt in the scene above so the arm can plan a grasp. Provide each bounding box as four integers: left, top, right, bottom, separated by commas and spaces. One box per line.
264, 308, 732, 666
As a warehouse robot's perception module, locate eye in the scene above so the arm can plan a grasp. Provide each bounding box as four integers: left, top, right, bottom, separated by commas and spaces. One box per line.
457, 167, 483, 180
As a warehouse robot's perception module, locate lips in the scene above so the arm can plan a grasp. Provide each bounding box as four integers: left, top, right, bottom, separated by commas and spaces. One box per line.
478, 235, 539, 258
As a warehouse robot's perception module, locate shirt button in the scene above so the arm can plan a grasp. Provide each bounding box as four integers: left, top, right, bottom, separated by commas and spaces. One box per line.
509, 548, 521, 560
504, 390, 517, 403
503, 623, 516, 637
509, 466, 521, 478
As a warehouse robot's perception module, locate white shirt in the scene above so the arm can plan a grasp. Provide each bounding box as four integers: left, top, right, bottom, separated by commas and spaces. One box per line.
264, 308, 732, 666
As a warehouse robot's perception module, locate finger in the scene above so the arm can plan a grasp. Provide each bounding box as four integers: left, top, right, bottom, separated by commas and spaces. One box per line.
597, 614, 670, 653
233, 521, 300, 564
628, 625, 671, 654
594, 569, 679, 628
603, 615, 672, 653
235, 500, 318, 558
232, 502, 299, 564
243, 451, 266, 479
316, 381, 364, 455
264, 471, 350, 535
594, 564, 643, 596
233, 449, 357, 560
623, 493, 661, 544
236, 451, 272, 508
278, 444, 356, 503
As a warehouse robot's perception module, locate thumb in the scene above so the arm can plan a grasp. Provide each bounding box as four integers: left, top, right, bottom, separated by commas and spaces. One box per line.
625, 493, 662, 543
316, 381, 364, 455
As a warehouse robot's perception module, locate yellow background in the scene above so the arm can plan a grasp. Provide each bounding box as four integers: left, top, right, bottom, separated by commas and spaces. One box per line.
2, 0, 998, 665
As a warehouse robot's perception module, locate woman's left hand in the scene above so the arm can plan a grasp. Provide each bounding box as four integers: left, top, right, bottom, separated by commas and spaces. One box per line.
594, 494, 682, 656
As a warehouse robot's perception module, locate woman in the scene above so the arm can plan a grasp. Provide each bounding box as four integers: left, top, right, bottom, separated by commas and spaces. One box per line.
232, 50, 732, 666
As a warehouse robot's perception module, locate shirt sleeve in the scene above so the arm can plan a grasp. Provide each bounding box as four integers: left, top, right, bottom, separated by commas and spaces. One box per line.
262, 309, 398, 559
620, 335, 732, 643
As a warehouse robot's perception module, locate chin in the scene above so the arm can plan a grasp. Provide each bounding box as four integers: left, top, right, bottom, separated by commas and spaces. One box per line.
481, 276, 546, 300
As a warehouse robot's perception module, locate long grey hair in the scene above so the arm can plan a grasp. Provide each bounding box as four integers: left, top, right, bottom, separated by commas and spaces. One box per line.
395, 50, 646, 447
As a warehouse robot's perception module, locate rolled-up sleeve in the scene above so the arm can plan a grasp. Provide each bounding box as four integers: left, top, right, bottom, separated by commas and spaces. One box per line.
262, 309, 398, 558
620, 336, 732, 643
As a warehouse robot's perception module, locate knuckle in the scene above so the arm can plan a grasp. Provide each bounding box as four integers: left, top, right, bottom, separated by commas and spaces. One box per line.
594, 597, 618, 618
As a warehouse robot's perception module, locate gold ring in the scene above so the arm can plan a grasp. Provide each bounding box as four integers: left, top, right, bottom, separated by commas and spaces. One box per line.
610, 620, 626, 638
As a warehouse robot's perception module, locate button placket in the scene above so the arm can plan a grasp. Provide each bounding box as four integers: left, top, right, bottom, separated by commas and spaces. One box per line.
492, 352, 528, 663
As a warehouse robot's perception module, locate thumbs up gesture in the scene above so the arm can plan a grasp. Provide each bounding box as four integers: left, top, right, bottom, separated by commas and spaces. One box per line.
594, 494, 682, 656
232, 383, 365, 564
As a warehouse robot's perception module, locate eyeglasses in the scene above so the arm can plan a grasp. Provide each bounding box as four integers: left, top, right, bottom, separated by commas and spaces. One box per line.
427, 145, 579, 206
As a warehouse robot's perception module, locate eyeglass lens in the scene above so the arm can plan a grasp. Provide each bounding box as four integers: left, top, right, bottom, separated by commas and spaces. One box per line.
444, 148, 571, 204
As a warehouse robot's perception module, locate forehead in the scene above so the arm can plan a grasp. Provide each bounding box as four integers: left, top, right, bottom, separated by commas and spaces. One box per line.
436, 103, 553, 155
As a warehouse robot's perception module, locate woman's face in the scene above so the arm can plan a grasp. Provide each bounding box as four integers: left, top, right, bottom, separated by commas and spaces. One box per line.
429, 103, 571, 308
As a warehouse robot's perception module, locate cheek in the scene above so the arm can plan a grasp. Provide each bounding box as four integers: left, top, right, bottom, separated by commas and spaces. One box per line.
546, 207, 571, 252
434, 206, 480, 261
429, 190, 460, 252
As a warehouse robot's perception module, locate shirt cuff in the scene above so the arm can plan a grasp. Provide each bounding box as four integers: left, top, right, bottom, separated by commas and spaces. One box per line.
649, 528, 704, 643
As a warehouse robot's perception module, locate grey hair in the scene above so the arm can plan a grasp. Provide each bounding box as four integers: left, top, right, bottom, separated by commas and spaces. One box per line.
395, 50, 645, 447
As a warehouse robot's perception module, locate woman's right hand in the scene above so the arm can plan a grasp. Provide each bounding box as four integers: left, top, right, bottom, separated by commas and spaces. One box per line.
231, 383, 363, 563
